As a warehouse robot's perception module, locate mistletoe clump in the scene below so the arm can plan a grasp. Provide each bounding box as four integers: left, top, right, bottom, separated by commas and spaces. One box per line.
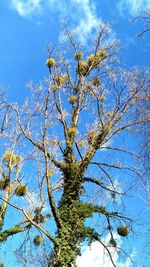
75, 85, 82, 92
34, 208, 47, 224
0, 178, 9, 190
87, 50, 107, 68
75, 51, 83, 61
55, 75, 65, 87
77, 61, 89, 76
69, 95, 77, 104
46, 58, 55, 68
107, 111, 111, 117
33, 235, 43, 246
99, 50, 107, 59
92, 76, 101, 87
51, 85, 58, 92
98, 95, 106, 101
3, 151, 22, 169
87, 53, 101, 68
68, 127, 78, 137
117, 226, 129, 237
15, 184, 28, 197
86, 82, 93, 90
77, 49, 107, 76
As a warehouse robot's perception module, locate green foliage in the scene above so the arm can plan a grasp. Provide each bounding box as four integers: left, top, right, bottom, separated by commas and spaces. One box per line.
15, 184, 28, 197
77, 49, 107, 76
51, 85, 58, 92
75, 85, 82, 92
77, 61, 89, 76
117, 226, 129, 237
34, 208, 47, 224
0, 178, 9, 190
87, 53, 101, 68
69, 95, 77, 104
3, 151, 22, 169
98, 95, 106, 101
67, 127, 78, 137
0, 225, 23, 243
33, 235, 43, 246
75, 52, 83, 60
99, 50, 107, 59
46, 58, 55, 68
56, 187, 103, 265
55, 75, 65, 86
86, 82, 93, 90
92, 76, 101, 87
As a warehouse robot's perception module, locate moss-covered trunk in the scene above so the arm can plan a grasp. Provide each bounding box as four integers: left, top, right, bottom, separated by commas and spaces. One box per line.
50, 148, 84, 266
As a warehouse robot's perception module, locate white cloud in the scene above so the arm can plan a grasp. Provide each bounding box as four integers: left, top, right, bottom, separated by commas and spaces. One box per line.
72, 0, 101, 43
9, 0, 101, 43
11, 0, 42, 18
117, 0, 150, 16
76, 235, 133, 267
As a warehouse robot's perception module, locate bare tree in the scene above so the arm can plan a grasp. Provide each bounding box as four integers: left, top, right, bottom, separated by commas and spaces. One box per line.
1, 25, 150, 266
134, 9, 150, 37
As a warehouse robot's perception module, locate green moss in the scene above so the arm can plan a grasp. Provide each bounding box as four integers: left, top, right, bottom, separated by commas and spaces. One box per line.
98, 206, 106, 214
0, 225, 23, 243
87, 131, 96, 144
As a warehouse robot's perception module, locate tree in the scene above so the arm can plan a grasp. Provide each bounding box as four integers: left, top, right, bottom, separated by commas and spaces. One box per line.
0, 25, 150, 266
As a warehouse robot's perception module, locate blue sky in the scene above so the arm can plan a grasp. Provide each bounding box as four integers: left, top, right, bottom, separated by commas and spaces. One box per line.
0, 0, 150, 266
0, 0, 149, 103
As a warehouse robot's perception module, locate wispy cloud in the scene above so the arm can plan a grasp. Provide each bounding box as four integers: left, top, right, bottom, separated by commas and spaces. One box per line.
10, 0, 42, 18
9, 0, 101, 43
71, 0, 101, 43
117, 0, 150, 16
76, 234, 134, 267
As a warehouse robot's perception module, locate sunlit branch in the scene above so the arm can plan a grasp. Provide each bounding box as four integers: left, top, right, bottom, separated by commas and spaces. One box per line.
10, 105, 62, 169
42, 90, 62, 229
0, 195, 56, 243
